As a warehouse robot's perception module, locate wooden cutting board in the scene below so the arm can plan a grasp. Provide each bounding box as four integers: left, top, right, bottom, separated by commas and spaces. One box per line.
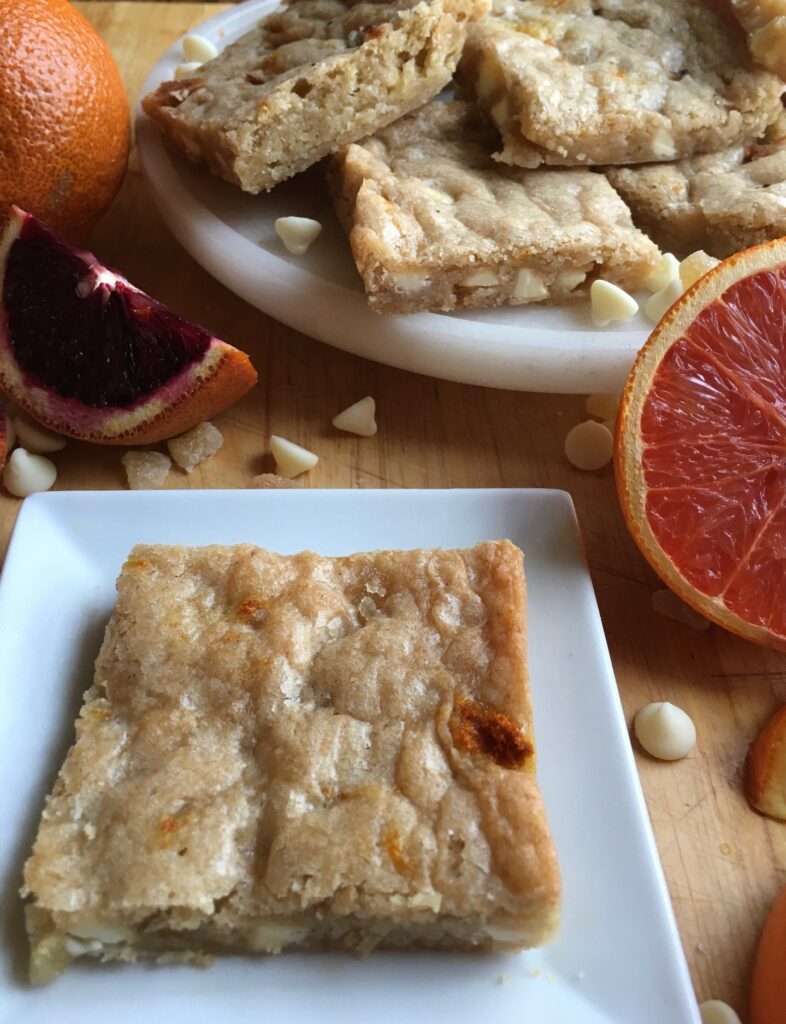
0, 3, 783, 1014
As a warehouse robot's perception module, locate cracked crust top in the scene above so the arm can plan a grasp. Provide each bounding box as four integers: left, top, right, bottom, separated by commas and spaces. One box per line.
142, 0, 488, 192
328, 100, 660, 312
458, 0, 785, 169
606, 141, 786, 258
730, 0, 786, 80
23, 541, 560, 980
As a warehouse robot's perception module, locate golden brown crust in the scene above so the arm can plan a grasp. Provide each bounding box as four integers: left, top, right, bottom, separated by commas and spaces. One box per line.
22, 540, 560, 981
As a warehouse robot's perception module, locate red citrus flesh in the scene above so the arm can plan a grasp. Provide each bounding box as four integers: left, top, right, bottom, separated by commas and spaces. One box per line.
0, 207, 257, 444
616, 238, 786, 650
641, 266, 786, 633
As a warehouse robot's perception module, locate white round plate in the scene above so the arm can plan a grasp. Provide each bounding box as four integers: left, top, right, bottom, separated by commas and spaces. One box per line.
136, 0, 653, 393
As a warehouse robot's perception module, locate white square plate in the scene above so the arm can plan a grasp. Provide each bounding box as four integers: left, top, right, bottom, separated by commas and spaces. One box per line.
0, 489, 699, 1024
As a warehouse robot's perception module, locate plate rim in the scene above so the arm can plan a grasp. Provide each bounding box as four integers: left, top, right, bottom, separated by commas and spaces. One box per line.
134, 0, 652, 395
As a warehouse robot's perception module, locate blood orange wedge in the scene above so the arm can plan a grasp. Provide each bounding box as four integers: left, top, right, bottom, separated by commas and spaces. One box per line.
0, 206, 257, 445
616, 237, 786, 650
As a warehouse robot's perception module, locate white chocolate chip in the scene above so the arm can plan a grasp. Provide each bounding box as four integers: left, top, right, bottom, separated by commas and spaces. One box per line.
634, 702, 696, 761
514, 267, 548, 301
174, 61, 203, 80
699, 1001, 743, 1024
643, 253, 680, 293
274, 216, 322, 256
270, 435, 318, 478
3, 448, 57, 497
332, 396, 377, 436
121, 451, 172, 490
590, 280, 638, 327
64, 937, 103, 957
564, 420, 614, 471
651, 126, 676, 159
462, 268, 499, 287
585, 393, 620, 421
490, 97, 510, 126
644, 276, 683, 323
12, 414, 67, 454
182, 33, 218, 63
680, 250, 720, 290
392, 271, 430, 293
651, 588, 710, 630
69, 923, 134, 944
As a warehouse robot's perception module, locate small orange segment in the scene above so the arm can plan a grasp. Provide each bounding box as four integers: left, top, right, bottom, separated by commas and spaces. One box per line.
615, 237, 786, 651
751, 884, 786, 1024
746, 705, 786, 820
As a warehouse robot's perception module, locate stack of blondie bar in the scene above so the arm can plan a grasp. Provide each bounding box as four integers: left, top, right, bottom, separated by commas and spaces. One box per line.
143, 0, 786, 314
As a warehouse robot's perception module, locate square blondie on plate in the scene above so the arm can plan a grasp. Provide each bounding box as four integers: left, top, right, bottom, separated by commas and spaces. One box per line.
142, 0, 487, 193
327, 100, 660, 314
22, 540, 560, 984
606, 142, 786, 258
457, 0, 785, 170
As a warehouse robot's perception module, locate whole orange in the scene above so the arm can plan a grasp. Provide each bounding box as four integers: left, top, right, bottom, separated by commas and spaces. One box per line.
0, 0, 130, 240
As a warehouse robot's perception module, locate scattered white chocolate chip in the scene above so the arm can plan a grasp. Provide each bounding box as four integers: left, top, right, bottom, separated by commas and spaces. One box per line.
167, 421, 223, 473
564, 420, 614, 471
644, 277, 683, 323
651, 588, 710, 630
270, 434, 318, 478
3, 448, 57, 497
247, 472, 300, 489
462, 268, 499, 287
332, 396, 377, 437
680, 250, 720, 290
590, 280, 638, 327
12, 413, 67, 454
699, 1001, 742, 1024
634, 702, 696, 761
643, 253, 680, 293
585, 393, 620, 421
174, 61, 203, 80
182, 33, 218, 63
274, 216, 322, 256
121, 451, 172, 490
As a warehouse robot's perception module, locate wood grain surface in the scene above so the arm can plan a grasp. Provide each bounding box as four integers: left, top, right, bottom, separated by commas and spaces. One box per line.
1, 3, 785, 1015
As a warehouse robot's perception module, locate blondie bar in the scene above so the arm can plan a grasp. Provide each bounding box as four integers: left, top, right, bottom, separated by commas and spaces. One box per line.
327, 100, 660, 313
458, 0, 784, 169
142, 0, 487, 192
22, 540, 560, 982
606, 142, 786, 258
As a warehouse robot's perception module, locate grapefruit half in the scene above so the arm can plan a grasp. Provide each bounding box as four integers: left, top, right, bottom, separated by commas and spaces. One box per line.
616, 237, 786, 651
0, 207, 257, 444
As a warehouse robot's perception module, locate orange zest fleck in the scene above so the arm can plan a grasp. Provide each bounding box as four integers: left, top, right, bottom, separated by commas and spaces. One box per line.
449, 697, 533, 769
126, 558, 149, 569
236, 598, 266, 621
384, 828, 411, 876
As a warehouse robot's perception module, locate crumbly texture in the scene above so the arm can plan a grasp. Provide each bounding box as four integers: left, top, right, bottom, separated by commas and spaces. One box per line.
121, 451, 172, 490
142, 0, 488, 193
22, 541, 560, 983
606, 141, 786, 257
327, 100, 660, 313
730, 0, 786, 80
167, 421, 224, 473
457, 0, 785, 169
247, 473, 301, 488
